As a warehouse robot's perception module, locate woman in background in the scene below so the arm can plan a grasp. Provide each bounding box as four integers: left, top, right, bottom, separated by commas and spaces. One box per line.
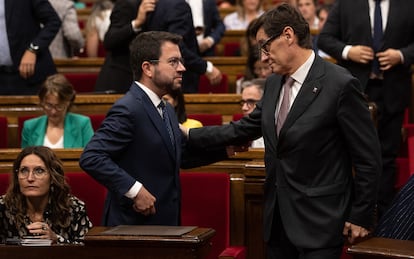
0, 146, 92, 244
223, 0, 264, 30
84, 0, 114, 57
21, 74, 94, 148
163, 89, 203, 129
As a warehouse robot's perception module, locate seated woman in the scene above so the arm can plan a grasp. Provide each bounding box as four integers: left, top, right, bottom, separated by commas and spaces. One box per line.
21, 74, 94, 148
162, 89, 203, 129
0, 146, 92, 244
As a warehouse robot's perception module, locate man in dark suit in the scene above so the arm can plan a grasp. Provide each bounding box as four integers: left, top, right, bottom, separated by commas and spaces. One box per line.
317, 0, 414, 218
184, 4, 381, 258
0, 0, 61, 95
187, 0, 225, 56
80, 31, 227, 226
95, 0, 222, 94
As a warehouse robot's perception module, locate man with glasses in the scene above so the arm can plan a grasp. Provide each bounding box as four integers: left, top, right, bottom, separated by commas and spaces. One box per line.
80, 31, 228, 227
240, 78, 265, 148
182, 4, 381, 258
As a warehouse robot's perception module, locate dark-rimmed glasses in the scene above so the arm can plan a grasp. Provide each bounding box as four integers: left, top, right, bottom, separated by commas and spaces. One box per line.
17, 166, 48, 179
240, 99, 260, 108
42, 102, 67, 112
149, 57, 185, 69
258, 34, 279, 57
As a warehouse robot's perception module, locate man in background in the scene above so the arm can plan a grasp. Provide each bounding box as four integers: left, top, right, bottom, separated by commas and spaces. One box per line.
0, 0, 61, 95
318, 0, 414, 218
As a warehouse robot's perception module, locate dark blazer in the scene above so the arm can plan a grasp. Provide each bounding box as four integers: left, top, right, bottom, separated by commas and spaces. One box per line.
79, 83, 226, 226
189, 56, 381, 248
317, 0, 414, 113
4, 0, 61, 85
95, 0, 207, 93
200, 0, 225, 56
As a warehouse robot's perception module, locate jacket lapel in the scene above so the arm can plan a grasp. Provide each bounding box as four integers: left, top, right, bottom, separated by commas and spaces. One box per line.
278, 57, 324, 138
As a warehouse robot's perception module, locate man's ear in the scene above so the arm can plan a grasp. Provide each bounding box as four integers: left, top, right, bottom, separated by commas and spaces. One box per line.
142, 61, 153, 78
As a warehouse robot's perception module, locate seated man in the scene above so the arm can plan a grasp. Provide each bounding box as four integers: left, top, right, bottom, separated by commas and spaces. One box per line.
374, 174, 414, 240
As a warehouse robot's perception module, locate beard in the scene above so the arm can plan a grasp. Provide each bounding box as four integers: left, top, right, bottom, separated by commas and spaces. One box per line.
153, 68, 182, 95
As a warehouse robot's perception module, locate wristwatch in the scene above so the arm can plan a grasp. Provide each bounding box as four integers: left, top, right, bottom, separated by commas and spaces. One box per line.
27, 43, 39, 54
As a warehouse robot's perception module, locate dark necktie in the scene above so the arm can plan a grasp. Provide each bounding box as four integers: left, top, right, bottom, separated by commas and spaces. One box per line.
276, 77, 295, 135
372, 0, 383, 76
158, 101, 175, 148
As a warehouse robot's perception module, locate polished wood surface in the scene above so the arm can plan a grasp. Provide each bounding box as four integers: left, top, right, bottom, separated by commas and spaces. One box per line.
0, 93, 242, 148
348, 237, 414, 258
0, 227, 215, 259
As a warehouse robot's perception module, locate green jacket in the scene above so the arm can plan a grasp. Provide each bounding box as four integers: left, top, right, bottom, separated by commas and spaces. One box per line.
21, 113, 94, 148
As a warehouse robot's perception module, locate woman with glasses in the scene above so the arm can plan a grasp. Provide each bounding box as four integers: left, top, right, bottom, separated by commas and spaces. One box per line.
21, 74, 94, 148
0, 146, 92, 244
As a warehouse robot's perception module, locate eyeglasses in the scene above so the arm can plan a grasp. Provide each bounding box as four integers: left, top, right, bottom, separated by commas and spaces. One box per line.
17, 166, 48, 179
240, 99, 260, 108
258, 34, 279, 57
149, 57, 185, 69
42, 102, 66, 112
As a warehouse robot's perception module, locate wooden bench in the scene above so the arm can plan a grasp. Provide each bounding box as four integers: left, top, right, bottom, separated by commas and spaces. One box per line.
54, 56, 247, 93
0, 94, 243, 148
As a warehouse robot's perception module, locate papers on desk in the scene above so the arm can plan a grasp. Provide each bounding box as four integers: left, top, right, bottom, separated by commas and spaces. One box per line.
101, 225, 197, 237
20, 236, 52, 246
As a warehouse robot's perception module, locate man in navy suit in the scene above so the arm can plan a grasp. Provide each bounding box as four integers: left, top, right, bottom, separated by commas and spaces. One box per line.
95, 0, 222, 94
0, 0, 61, 95
183, 4, 381, 258
80, 31, 227, 226
317, 0, 414, 218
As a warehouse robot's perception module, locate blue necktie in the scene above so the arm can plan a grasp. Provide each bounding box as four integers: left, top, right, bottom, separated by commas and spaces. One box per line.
158, 101, 175, 148
372, 0, 383, 76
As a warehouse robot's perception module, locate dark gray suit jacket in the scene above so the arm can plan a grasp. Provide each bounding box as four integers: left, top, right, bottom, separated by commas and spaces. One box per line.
189, 56, 381, 248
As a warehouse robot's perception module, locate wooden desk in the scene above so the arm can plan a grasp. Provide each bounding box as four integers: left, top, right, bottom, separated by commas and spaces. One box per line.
348, 237, 414, 259
0, 227, 215, 259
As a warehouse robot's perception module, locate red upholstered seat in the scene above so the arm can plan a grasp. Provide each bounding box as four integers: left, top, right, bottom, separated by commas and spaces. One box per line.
18, 115, 37, 146
232, 113, 243, 122
87, 114, 106, 131
0, 173, 10, 195
65, 73, 98, 93
66, 172, 107, 226
198, 74, 229, 93
223, 42, 241, 56
187, 114, 223, 126
0, 116, 8, 148
180, 172, 246, 259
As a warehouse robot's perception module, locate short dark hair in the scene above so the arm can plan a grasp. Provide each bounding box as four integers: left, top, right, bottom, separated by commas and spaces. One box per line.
38, 74, 76, 110
251, 3, 312, 49
129, 31, 182, 81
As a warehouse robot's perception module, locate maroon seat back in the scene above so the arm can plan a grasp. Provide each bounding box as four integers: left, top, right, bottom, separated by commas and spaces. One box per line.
0, 116, 8, 148
187, 114, 223, 126
198, 74, 229, 93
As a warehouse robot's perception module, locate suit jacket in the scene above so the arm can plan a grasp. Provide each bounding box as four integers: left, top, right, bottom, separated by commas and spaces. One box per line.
317, 0, 414, 113
95, 0, 207, 93
48, 0, 85, 58
200, 0, 225, 56
4, 0, 61, 85
79, 83, 227, 226
189, 56, 381, 248
21, 113, 94, 148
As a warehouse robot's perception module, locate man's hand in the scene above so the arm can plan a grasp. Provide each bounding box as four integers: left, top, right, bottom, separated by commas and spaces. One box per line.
348, 45, 374, 64
179, 124, 189, 139
19, 50, 37, 79
377, 48, 403, 71
133, 186, 156, 216
205, 66, 222, 86
198, 37, 214, 53
343, 221, 370, 244
134, 0, 157, 29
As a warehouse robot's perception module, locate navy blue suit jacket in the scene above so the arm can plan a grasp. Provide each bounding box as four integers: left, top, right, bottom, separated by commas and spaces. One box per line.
318, 0, 414, 113
200, 0, 225, 56
95, 0, 207, 93
80, 83, 227, 226
4, 0, 60, 85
